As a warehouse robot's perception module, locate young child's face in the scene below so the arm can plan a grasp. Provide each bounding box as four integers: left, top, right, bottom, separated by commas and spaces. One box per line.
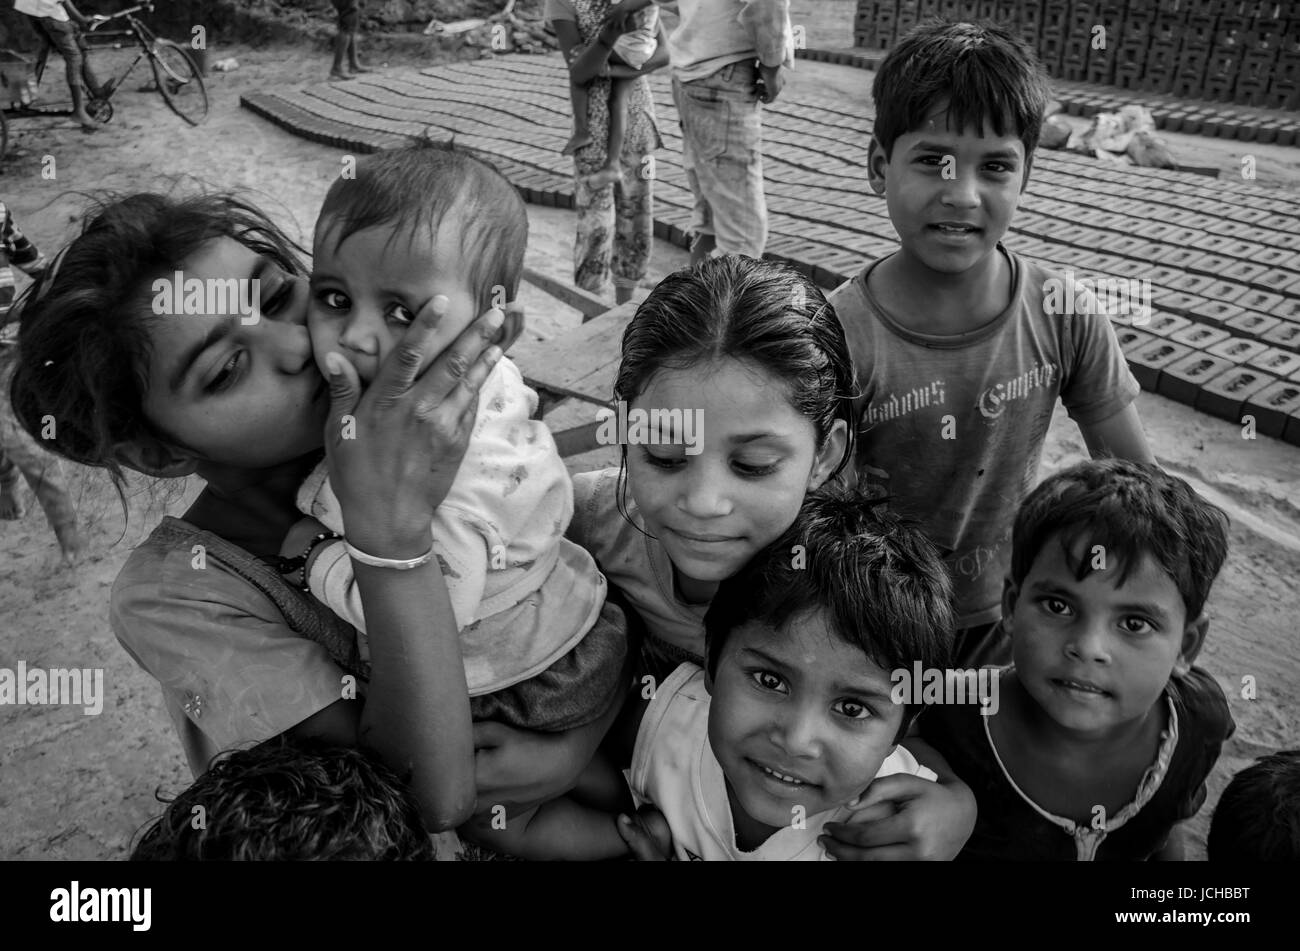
308, 217, 479, 384
627, 357, 842, 597
869, 102, 1027, 277
1006, 534, 1202, 736
140, 237, 332, 469
707, 608, 905, 837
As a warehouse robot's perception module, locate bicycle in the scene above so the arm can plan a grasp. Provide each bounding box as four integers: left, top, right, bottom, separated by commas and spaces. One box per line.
1, 1, 208, 164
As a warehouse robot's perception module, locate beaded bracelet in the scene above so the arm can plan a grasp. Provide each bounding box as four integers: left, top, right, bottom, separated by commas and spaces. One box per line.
274, 531, 342, 592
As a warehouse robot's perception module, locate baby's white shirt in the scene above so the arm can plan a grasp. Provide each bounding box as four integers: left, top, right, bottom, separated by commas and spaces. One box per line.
299, 356, 604, 695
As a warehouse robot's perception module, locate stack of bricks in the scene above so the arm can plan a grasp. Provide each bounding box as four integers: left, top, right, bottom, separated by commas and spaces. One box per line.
852, 1, 1300, 112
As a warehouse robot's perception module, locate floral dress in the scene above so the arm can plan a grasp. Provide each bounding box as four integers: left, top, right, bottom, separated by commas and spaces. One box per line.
566, 0, 662, 293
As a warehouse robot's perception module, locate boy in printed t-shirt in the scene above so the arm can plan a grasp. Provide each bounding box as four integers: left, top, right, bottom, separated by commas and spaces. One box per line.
829, 19, 1154, 667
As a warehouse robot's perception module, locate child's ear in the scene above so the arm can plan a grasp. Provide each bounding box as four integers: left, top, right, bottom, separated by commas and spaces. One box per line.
493, 302, 526, 353
867, 136, 888, 195
112, 435, 200, 478
1000, 577, 1020, 636
808, 418, 849, 490
1172, 612, 1209, 679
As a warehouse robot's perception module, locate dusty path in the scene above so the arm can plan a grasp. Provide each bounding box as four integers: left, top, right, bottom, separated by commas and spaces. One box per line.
0, 34, 1296, 860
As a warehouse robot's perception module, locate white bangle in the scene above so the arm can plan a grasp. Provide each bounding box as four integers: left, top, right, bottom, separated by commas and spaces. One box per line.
344, 540, 436, 570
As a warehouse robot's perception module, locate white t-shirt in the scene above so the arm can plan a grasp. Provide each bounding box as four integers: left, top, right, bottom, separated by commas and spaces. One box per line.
629, 663, 937, 861
300, 356, 605, 696
14, 0, 69, 21
569, 467, 708, 659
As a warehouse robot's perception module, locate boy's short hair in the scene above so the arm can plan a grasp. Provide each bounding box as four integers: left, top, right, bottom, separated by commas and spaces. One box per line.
871, 19, 1052, 161
316, 141, 528, 314
1208, 751, 1300, 861
129, 737, 433, 861
704, 485, 955, 737
1010, 460, 1229, 622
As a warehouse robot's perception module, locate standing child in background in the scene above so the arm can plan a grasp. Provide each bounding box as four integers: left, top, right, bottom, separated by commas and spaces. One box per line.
292, 143, 632, 856
829, 19, 1153, 667
0, 199, 84, 563
660, 0, 793, 262
328, 0, 370, 81
14, 0, 113, 132
566, 255, 979, 860
924, 460, 1235, 860
1207, 751, 1300, 861
556, 0, 660, 190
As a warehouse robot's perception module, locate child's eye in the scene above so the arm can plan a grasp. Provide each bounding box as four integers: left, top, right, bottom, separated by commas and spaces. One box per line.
749, 670, 788, 694
733, 459, 779, 477
260, 274, 292, 316
318, 290, 349, 311
984, 162, 1015, 175
206, 351, 243, 393
833, 699, 872, 720
386, 303, 415, 325
1120, 616, 1154, 635
639, 447, 684, 470
1040, 597, 1073, 617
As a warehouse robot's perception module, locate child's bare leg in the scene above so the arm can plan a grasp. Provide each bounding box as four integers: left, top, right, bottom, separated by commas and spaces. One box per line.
348, 32, 370, 73
586, 78, 630, 189
563, 81, 593, 156
0, 450, 23, 519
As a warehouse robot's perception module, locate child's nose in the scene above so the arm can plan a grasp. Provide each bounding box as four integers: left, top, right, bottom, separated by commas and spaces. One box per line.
771, 705, 821, 759
677, 459, 731, 518
338, 310, 383, 357
1065, 619, 1112, 664
939, 169, 980, 208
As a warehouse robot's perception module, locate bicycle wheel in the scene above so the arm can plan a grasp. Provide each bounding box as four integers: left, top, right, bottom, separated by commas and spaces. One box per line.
149, 39, 207, 126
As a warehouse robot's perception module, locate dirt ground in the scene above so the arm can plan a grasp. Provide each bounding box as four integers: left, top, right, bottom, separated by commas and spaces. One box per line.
1, 2, 1297, 861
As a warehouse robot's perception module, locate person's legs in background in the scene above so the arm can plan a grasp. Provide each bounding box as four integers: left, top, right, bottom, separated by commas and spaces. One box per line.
673, 62, 768, 262
0, 399, 84, 563
330, 0, 368, 78
610, 141, 652, 304
36, 19, 98, 131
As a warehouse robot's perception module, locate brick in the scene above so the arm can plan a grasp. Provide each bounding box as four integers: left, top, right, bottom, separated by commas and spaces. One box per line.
1206, 336, 1270, 365
1287, 412, 1300, 448
1150, 291, 1203, 317
1256, 269, 1300, 294
1261, 319, 1300, 352
1201, 279, 1250, 304
1145, 312, 1192, 337
1247, 347, 1300, 380
1187, 300, 1244, 328
1159, 353, 1235, 405
1126, 339, 1192, 392
1117, 327, 1157, 353
1245, 380, 1300, 439
1170, 324, 1232, 350
1196, 367, 1277, 423
1224, 310, 1282, 340
1235, 289, 1286, 315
